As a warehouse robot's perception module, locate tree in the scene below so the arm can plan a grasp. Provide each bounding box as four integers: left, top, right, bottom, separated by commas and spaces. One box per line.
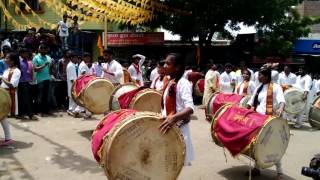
149, 0, 305, 47
255, 9, 320, 58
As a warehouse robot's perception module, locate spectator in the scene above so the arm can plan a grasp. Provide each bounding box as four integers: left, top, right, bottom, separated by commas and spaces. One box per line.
57, 14, 69, 49
70, 16, 81, 49
91, 56, 104, 77
17, 48, 38, 120
0, 46, 11, 75
32, 44, 55, 117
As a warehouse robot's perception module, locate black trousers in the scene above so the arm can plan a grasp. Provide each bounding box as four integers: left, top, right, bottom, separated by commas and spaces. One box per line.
37, 80, 50, 114
54, 81, 68, 110
18, 82, 34, 117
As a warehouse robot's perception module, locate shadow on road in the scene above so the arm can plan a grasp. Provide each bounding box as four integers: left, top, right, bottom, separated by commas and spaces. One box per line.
0, 141, 35, 180
218, 165, 296, 180
78, 130, 94, 141
10, 123, 103, 175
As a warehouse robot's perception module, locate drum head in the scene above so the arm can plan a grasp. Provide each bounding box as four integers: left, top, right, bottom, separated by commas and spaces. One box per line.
284, 88, 305, 114
254, 117, 290, 168
104, 112, 185, 180
109, 83, 138, 111
83, 79, 114, 114
129, 89, 162, 113
0, 88, 11, 121
239, 95, 251, 108
309, 96, 320, 129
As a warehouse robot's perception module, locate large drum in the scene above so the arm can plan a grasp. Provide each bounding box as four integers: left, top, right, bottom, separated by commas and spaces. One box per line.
0, 88, 11, 121
205, 93, 250, 122
110, 83, 162, 113
91, 110, 185, 180
309, 96, 320, 129
211, 104, 290, 168
283, 88, 306, 115
194, 79, 205, 97
72, 75, 114, 114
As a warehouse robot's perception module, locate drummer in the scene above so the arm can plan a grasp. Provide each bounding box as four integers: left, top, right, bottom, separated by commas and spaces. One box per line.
101, 48, 123, 84
75, 52, 92, 119
247, 67, 285, 179
234, 69, 255, 96
128, 54, 146, 86
66, 52, 79, 117
202, 63, 220, 106
159, 53, 194, 166
0, 53, 21, 146
219, 63, 237, 93
278, 65, 297, 87
294, 66, 312, 128
150, 60, 168, 91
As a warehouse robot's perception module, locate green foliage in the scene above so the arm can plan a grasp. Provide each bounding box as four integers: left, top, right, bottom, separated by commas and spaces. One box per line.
255, 9, 320, 57
147, 0, 303, 46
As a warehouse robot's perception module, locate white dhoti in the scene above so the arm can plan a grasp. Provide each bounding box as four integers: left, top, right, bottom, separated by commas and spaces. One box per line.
180, 123, 194, 165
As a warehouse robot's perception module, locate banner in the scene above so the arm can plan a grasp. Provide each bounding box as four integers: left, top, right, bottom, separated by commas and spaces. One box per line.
106, 32, 164, 46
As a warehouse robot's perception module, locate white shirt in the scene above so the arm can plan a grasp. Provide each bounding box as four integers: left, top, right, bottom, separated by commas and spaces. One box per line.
183, 69, 193, 79
78, 61, 90, 75
162, 78, 195, 117
315, 80, 320, 94
128, 54, 145, 86
66, 62, 77, 97
253, 71, 260, 87
58, 21, 69, 37
278, 72, 297, 86
150, 75, 165, 91
150, 67, 159, 81
219, 71, 236, 93
0, 68, 21, 89
248, 83, 286, 115
295, 74, 312, 92
101, 60, 123, 84
234, 81, 256, 96
271, 70, 279, 83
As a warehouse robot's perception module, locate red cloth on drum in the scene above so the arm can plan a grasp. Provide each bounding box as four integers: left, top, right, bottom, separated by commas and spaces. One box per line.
91, 109, 136, 162
211, 93, 243, 115
118, 87, 146, 109
188, 71, 204, 85
74, 75, 95, 96
198, 79, 205, 93
214, 105, 269, 156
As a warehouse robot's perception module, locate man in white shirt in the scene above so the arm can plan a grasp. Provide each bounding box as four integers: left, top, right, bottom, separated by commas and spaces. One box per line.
57, 14, 69, 49
101, 48, 123, 84
203, 64, 220, 105
66, 53, 78, 115
128, 54, 146, 86
278, 65, 297, 86
219, 63, 236, 93
150, 61, 167, 91
149, 66, 159, 82
294, 66, 313, 128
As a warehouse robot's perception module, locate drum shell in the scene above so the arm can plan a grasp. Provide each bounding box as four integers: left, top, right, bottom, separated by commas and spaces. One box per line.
92, 110, 186, 180
129, 88, 162, 113
283, 88, 306, 115
72, 77, 114, 114
194, 79, 205, 97
205, 93, 249, 122
0, 88, 11, 121
109, 83, 138, 111
211, 105, 290, 168
309, 96, 320, 129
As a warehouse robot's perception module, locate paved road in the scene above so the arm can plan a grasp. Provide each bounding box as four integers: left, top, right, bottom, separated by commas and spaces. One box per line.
1, 107, 319, 180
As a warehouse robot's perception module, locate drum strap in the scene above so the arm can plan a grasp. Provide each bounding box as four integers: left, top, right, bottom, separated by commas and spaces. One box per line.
266, 83, 273, 115
133, 63, 141, 75
236, 81, 249, 96
6, 68, 16, 115
161, 79, 177, 116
